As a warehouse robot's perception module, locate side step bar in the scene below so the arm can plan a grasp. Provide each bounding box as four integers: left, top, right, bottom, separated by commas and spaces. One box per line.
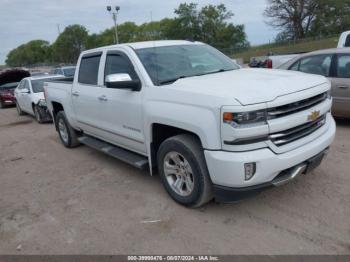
78, 135, 149, 170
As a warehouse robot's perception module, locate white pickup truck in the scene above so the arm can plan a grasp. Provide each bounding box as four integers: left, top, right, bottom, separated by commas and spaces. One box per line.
45, 40, 336, 207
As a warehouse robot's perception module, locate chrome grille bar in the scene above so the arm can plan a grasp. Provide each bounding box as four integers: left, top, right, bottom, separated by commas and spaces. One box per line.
269, 115, 326, 146
268, 92, 327, 118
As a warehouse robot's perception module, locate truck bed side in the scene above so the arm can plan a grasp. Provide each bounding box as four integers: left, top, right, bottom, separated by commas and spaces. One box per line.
44, 78, 76, 127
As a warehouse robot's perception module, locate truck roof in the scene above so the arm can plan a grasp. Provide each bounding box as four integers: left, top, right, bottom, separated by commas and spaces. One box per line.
307, 47, 350, 55
81, 40, 202, 55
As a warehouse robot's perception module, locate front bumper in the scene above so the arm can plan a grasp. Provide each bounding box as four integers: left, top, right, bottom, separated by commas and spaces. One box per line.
213, 148, 328, 202
205, 115, 336, 202
36, 105, 53, 122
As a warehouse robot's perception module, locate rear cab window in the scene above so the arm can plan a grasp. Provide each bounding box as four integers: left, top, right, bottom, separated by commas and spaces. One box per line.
78, 52, 102, 85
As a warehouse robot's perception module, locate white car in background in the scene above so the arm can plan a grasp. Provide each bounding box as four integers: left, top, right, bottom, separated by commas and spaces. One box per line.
14, 75, 61, 123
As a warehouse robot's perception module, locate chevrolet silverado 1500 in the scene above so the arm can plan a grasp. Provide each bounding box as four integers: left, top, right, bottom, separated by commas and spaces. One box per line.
45, 40, 336, 207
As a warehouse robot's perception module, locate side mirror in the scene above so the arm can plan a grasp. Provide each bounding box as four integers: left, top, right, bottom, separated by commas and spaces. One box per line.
105, 73, 141, 91
21, 88, 30, 94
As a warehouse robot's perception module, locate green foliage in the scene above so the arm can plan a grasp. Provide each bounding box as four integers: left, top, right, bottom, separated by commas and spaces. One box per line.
51, 25, 89, 63
6, 3, 249, 66
310, 0, 350, 37
6, 40, 50, 66
265, 0, 350, 41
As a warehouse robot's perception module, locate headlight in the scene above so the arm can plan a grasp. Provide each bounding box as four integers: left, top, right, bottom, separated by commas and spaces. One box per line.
223, 110, 267, 127
327, 89, 332, 99
38, 99, 47, 107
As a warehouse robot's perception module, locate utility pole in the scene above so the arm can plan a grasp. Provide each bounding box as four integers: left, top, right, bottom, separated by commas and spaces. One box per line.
57, 24, 61, 36
107, 5, 120, 44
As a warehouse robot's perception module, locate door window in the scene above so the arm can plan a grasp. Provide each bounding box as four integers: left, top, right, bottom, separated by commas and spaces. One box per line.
17, 80, 25, 89
336, 55, 350, 78
78, 54, 101, 85
290, 61, 300, 71
104, 53, 138, 82
298, 55, 332, 77
23, 80, 30, 91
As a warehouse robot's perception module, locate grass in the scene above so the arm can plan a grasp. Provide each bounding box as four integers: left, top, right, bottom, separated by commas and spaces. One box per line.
234, 36, 339, 63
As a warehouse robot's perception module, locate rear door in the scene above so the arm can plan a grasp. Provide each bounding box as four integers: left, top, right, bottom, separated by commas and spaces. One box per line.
329, 53, 350, 117
71, 52, 104, 134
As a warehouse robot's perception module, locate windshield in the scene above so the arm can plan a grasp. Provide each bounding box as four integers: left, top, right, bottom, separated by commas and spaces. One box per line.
63, 67, 76, 77
136, 44, 239, 86
31, 78, 57, 93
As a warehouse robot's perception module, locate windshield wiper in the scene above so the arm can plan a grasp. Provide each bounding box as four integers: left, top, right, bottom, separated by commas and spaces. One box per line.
158, 69, 234, 85
195, 68, 233, 77
158, 75, 188, 85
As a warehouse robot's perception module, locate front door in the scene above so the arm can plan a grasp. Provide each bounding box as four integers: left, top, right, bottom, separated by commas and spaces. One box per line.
97, 50, 146, 155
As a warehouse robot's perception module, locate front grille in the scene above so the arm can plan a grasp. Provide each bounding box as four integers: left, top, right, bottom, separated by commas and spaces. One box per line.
269, 115, 326, 146
267, 92, 327, 119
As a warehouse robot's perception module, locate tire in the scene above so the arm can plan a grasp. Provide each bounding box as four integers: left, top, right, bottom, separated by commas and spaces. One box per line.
0, 101, 4, 109
34, 105, 43, 124
16, 102, 25, 115
157, 134, 213, 208
55, 111, 80, 148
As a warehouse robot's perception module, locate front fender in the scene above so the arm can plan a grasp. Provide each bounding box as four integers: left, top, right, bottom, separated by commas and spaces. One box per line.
145, 100, 221, 150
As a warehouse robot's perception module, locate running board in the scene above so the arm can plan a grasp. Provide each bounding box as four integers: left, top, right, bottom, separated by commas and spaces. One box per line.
78, 135, 149, 170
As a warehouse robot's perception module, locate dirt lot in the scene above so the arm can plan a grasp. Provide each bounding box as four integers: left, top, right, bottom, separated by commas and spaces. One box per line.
0, 107, 349, 255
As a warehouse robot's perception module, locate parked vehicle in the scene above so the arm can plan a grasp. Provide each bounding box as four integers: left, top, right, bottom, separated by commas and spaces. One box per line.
278, 48, 350, 118
45, 40, 335, 207
50, 66, 76, 77
250, 53, 302, 69
0, 69, 30, 108
338, 31, 350, 48
252, 31, 350, 69
15, 75, 61, 123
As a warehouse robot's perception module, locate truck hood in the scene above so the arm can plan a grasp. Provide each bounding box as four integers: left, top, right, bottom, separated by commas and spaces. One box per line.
168, 68, 328, 105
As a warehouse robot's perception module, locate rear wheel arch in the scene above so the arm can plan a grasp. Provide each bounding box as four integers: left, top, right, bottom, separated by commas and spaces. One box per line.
51, 102, 64, 129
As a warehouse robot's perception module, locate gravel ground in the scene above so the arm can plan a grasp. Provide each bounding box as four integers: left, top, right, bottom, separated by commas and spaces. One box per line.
0, 107, 349, 255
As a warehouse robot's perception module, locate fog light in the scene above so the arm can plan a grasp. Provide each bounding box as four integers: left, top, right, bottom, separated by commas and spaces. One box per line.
244, 162, 256, 181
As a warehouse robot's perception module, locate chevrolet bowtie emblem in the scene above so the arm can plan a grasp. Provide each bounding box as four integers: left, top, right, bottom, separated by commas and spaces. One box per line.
308, 111, 320, 121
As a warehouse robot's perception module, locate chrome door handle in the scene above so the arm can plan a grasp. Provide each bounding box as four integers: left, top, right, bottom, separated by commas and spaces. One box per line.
98, 95, 108, 101
337, 85, 348, 89
72, 91, 80, 97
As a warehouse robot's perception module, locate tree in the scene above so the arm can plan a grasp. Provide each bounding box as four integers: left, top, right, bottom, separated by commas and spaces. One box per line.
198, 4, 248, 49
264, 0, 318, 40
173, 3, 201, 40
310, 0, 350, 37
172, 3, 249, 49
265, 0, 350, 41
6, 40, 50, 66
51, 24, 89, 63
6, 3, 249, 65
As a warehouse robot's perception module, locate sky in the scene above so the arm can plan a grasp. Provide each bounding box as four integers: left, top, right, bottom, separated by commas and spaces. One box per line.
0, 0, 278, 64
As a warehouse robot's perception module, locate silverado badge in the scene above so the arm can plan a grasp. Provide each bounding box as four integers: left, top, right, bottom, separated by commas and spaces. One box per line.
308, 110, 320, 122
